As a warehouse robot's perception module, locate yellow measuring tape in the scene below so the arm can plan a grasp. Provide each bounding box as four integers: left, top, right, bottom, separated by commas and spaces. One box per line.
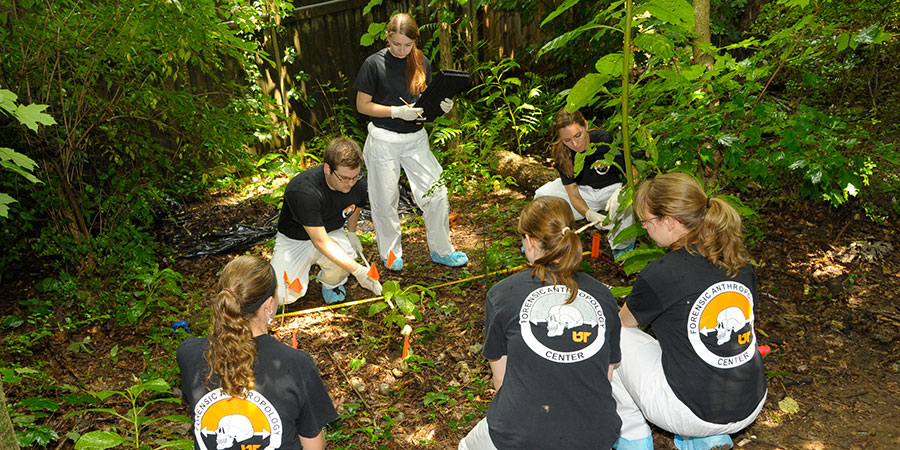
275, 250, 597, 318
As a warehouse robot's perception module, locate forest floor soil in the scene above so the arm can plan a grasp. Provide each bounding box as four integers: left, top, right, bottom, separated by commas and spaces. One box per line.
3, 180, 899, 450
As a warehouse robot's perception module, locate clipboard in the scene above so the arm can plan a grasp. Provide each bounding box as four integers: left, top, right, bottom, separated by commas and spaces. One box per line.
414, 69, 470, 122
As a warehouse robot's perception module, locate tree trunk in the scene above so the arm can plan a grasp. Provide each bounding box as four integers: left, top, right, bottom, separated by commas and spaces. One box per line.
493, 150, 556, 194
438, 1, 460, 153
692, 0, 714, 69
0, 380, 21, 450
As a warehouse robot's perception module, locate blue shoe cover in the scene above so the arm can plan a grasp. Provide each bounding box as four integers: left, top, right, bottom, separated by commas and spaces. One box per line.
382, 256, 403, 271
613, 435, 654, 450
673, 434, 733, 450
322, 285, 346, 304
613, 241, 636, 259
430, 251, 468, 267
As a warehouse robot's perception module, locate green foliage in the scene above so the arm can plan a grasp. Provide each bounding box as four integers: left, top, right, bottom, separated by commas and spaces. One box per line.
0, 0, 282, 274
540, 0, 897, 213
466, 58, 556, 153
367, 282, 435, 334
66, 378, 191, 450
0, 88, 51, 218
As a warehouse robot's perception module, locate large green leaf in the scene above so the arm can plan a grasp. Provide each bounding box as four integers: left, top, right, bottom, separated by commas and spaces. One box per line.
1, 160, 41, 183
0, 88, 17, 114
540, 0, 581, 27
612, 222, 647, 245
74, 431, 128, 450
0, 193, 16, 218
595, 53, 624, 77
633, 33, 675, 59
567, 73, 611, 112
0, 147, 39, 171
639, 0, 694, 29
14, 103, 56, 131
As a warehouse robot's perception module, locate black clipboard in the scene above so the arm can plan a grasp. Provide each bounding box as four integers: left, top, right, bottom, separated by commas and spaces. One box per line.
414, 69, 470, 122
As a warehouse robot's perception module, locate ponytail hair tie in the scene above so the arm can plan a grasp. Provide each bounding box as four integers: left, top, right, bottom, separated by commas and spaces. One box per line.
223, 288, 238, 299
561, 226, 571, 235
706, 197, 711, 209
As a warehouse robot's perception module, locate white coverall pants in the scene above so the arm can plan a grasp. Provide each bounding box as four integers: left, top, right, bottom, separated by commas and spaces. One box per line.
458, 417, 498, 450
363, 122, 454, 261
534, 178, 635, 250
611, 327, 766, 441
270, 230, 356, 305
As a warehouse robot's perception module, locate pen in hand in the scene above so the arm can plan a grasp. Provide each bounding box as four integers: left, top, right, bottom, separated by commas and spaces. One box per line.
398, 97, 425, 120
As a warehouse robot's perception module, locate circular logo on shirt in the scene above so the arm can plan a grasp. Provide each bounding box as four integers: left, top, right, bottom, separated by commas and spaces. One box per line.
590, 160, 611, 176
519, 285, 607, 364
687, 281, 756, 369
193, 389, 283, 450
342, 204, 357, 219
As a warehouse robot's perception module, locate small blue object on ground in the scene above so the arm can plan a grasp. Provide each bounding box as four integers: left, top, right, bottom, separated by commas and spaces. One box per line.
172, 320, 190, 337
613, 435, 654, 450
431, 251, 469, 267
613, 241, 636, 259
322, 285, 347, 304
673, 434, 733, 450
383, 257, 403, 271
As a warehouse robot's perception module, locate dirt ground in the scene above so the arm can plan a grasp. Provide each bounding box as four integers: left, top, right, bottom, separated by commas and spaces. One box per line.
3, 181, 900, 449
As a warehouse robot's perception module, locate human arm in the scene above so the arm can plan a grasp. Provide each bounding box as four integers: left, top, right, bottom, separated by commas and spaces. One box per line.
356, 91, 422, 121
299, 430, 325, 450
356, 91, 391, 118
563, 182, 591, 217
346, 204, 361, 233
489, 355, 508, 390
304, 225, 360, 274
619, 303, 639, 328
608, 364, 615, 382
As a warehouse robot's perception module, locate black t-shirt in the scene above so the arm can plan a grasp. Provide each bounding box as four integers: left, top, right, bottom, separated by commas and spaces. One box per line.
177, 335, 339, 450
353, 48, 433, 134
626, 248, 767, 423
557, 130, 625, 190
483, 269, 622, 450
276, 166, 368, 241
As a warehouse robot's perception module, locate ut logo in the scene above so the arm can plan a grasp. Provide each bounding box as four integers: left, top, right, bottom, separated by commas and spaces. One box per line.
572, 331, 592, 343
242, 445, 261, 450
738, 331, 751, 345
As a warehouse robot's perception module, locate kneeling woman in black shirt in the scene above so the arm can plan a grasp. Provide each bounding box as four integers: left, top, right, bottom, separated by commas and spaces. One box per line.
459, 196, 622, 450
177, 255, 338, 450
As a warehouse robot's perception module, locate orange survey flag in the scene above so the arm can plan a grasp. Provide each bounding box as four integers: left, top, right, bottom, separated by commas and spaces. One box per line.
386, 250, 398, 269
368, 264, 380, 281
284, 270, 303, 293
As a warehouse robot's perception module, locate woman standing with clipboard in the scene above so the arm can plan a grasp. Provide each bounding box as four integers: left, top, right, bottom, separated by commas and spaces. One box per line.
354, 13, 468, 272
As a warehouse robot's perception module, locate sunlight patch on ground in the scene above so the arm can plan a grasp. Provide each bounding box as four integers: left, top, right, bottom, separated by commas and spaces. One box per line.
273, 311, 351, 340
757, 411, 783, 428
406, 423, 438, 446
802, 441, 827, 450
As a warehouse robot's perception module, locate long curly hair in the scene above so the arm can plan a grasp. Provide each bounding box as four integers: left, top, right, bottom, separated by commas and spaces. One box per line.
205, 255, 275, 397
634, 172, 749, 276
551, 108, 590, 178
386, 13, 427, 97
518, 197, 583, 304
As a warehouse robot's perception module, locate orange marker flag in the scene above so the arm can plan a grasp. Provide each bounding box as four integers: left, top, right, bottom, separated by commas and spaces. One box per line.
367, 264, 380, 281
401, 335, 411, 360
386, 250, 398, 269
291, 331, 297, 349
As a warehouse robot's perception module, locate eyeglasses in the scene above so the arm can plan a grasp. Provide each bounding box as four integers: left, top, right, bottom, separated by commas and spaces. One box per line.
639, 216, 661, 224
332, 171, 362, 184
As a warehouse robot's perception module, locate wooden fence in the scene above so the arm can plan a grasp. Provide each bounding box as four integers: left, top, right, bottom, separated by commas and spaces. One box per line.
251, 0, 547, 152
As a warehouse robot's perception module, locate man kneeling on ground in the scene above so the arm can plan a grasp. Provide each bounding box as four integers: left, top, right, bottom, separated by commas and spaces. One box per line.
272, 137, 382, 305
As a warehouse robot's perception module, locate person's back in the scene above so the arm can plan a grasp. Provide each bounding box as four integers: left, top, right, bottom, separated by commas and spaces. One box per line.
177, 255, 337, 450
460, 196, 622, 450
484, 270, 621, 449
613, 172, 766, 450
